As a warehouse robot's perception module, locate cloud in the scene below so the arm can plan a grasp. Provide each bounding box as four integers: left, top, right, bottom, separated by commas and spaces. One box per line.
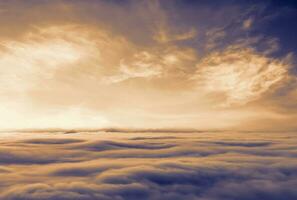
154, 27, 197, 43
208, 141, 272, 147
101, 51, 163, 84
49, 164, 120, 177
23, 138, 85, 145
194, 46, 291, 106
1, 131, 297, 199
1, 182, 152, 200
242, 17, 254, 30
0, 26, 96, 93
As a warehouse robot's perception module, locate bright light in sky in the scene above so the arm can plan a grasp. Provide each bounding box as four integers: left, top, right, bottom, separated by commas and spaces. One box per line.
0, 0, 295, 131
1, 1, 297, 200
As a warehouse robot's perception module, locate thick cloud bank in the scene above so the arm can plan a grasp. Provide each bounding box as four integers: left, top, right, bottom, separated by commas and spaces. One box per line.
0, 131, 297, 200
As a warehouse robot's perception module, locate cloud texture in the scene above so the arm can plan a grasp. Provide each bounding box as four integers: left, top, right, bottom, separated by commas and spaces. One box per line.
0, 0, 296, 130
0, 131, 297, 200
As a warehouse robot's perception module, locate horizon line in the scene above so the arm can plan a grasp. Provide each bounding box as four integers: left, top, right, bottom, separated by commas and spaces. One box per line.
0, 127, 296, 133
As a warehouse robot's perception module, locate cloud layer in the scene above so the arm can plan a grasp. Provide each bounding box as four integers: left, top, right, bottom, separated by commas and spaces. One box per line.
0, 131, 297, 200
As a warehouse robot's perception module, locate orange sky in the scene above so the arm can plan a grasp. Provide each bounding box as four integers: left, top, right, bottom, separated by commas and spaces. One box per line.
0, 0, 296, 130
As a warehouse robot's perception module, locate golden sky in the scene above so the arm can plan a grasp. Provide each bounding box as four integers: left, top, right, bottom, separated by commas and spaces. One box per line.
0, 0, 296, 130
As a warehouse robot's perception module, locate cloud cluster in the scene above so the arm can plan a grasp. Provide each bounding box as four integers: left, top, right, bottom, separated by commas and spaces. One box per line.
1, 131, 297, 200
195, 46, 291, 106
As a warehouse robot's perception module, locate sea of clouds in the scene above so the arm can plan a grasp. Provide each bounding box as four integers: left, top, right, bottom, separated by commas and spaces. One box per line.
0, 130, 297, 200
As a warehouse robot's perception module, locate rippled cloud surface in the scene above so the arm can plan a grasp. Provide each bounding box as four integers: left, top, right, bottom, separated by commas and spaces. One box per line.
0, 131, 297, 200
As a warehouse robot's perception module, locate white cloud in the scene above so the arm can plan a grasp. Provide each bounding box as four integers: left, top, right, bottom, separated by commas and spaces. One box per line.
194, 46, 290, 106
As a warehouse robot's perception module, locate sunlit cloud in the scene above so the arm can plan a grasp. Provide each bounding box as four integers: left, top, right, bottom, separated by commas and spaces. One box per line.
0, 25, 99, 93
242, 17, 254, 30
194, 46, 290, 106
154, 27, 197, 43
1, 131, 297, 199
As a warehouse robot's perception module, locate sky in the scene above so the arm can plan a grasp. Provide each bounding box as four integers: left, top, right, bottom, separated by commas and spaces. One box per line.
0, 0, 297, 130
1, 1, 297, 200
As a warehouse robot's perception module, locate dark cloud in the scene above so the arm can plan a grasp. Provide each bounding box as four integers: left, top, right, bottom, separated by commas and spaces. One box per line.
130, 136, 180, 140
74, 140, 176, 152
49, 165, 115, 177
23, 138, 85, 144
208, 141, 272, 147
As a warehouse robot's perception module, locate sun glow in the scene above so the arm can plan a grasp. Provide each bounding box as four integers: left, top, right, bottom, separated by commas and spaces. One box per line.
0, 23, 294, 130
0, 26, 100, 93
